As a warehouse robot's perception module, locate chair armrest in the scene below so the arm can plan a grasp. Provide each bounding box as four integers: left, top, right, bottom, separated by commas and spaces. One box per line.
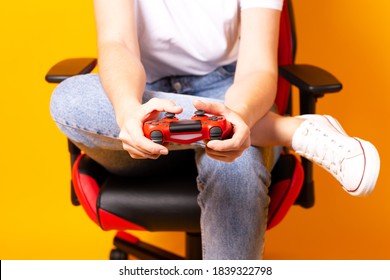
279, 64, 342, 97
45, 58, 97, 83
280, 64, 343, 116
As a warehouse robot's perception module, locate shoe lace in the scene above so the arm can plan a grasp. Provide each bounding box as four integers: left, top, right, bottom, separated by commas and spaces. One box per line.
300, 122, 351, 182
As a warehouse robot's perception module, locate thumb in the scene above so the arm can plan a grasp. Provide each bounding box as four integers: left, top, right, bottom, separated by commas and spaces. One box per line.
193, 99, 226, 116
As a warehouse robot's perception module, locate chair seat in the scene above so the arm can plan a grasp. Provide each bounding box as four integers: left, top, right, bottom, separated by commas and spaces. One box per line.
72, 150, 303, 234
99, 174, 200, 232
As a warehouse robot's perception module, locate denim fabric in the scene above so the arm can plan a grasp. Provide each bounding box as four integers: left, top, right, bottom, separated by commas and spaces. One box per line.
50, 63, 272, 259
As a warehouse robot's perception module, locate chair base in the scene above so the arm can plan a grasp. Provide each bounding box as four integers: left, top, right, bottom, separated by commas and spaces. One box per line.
110, 231, 202, 260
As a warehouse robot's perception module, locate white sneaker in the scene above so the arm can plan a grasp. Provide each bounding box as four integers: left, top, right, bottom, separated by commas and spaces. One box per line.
292, 115, 380, 196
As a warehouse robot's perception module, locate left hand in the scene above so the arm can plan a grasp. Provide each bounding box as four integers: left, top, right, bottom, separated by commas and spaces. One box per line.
193, 99, 251, 162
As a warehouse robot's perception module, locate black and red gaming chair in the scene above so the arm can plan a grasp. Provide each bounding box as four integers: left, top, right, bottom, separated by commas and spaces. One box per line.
46, 0, 342, 260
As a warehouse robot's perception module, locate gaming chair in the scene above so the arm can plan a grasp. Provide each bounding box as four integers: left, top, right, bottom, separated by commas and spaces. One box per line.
45, 0, 342, 259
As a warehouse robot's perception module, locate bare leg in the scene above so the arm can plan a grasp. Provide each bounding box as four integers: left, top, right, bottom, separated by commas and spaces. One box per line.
250, 111, 303, 147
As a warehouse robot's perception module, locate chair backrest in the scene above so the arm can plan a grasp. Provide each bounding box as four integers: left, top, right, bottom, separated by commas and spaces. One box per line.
276, 0, 296, 115
266, 0, 304, 230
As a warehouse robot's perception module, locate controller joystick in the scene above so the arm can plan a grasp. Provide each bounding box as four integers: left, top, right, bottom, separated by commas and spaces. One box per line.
143, 111, 233, 145
209, 126, 223, 140
194, 110, 206, 117
164, 112, 176, 118
149, 130, 164, 145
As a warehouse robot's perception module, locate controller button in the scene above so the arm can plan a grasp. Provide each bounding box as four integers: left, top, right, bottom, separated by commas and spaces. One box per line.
165, 112, 176, 118
210, 127, 223, 140
194, 110, 206, 116
208, 116, 219, 121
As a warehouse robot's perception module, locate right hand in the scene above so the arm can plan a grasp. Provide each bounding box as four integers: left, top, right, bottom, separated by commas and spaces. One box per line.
193, 100, 251, 162
118, 98, 182, 159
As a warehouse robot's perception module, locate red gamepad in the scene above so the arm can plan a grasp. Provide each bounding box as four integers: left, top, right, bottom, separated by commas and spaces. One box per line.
143, 110, 233, 145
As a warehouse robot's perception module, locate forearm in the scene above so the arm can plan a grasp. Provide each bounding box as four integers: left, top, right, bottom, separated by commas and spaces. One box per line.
225, 7, 280, 129
98, 41, 146, 127
224, 70, 277, 128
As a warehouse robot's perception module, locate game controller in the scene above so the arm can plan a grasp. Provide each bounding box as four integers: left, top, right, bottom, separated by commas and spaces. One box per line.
143, 110, 233, 145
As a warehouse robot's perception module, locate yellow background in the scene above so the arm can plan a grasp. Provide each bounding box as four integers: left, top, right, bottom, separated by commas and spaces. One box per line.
1, 1, 389, 259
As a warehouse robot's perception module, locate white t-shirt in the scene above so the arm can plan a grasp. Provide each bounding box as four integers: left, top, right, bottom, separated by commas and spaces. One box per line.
135, 0, 284, 82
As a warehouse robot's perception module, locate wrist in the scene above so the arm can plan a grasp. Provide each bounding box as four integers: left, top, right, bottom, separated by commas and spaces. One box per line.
224, 103, 256, 128
114, 100, 142, 128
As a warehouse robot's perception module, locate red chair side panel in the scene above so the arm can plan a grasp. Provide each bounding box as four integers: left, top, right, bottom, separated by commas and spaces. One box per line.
267, 154, 304, 230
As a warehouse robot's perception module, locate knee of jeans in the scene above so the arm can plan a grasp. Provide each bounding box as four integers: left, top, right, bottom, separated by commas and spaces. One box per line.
50, 74, 105, 125
51, 75, 85, 121
196, 148, 271, 204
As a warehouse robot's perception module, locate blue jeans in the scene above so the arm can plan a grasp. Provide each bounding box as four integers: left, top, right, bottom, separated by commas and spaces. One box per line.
50, 64, 273, 259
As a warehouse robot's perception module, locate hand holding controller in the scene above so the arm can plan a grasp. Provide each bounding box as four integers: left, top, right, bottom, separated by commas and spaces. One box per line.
143, 110, 233, 145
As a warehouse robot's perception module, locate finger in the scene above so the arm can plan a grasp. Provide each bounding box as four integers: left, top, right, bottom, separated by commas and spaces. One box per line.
205, 150, 238, 163
129, 153, 160, 160
207, 123, 250, 151
193, 99, 226, 116
123, 143, 162, 160
125, 147, 151, 159
206, 147, 243, 159
131, 138, 168, 155
120, 130, 168, 155
144, 98, 183, 116
207, 136, 249, 152
207, 138, 246, 152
